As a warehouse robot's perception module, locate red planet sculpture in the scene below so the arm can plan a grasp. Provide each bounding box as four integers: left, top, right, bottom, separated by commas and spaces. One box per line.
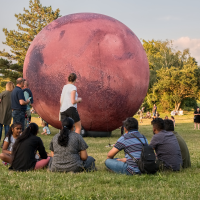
23, 13, 149, 133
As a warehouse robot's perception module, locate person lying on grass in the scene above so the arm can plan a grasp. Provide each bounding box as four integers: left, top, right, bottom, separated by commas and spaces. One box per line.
105, 117, 148, 175
48, 117, 96, 172
9, 123, 50, 171
150, 118, 182, 171
0, 122, 22, 165
164, 119, 191, 168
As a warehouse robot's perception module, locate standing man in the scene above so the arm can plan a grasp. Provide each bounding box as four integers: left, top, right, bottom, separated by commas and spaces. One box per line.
11, 78, 30, 131
23, 81, 33, 128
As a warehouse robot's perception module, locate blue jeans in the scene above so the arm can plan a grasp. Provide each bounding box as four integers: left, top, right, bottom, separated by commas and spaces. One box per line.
12, 110, 25, 131
0, 124, 10, 141
105, 158, 132, 175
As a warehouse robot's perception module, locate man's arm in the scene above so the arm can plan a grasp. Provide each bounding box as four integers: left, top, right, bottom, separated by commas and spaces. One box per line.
19, 99, 30, 105
107, 147, 120, 159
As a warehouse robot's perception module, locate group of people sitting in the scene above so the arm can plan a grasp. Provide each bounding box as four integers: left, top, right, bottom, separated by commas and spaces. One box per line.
0, 117, 96, 172
106, 117, 190, 174
0, 116, 190, 175
171, 109, 184, 116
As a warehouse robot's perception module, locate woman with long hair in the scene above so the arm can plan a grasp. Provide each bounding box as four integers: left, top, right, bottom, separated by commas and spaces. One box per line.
48, 117, 95, 172
0, 122, 22, 164
60, 73, 82, 134
9, 123, 50, 171
0, 81, 15, 141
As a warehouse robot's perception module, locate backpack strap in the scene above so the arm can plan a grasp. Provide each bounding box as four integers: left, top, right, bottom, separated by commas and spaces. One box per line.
126, 151, 139, 164
130, 132, 147, 145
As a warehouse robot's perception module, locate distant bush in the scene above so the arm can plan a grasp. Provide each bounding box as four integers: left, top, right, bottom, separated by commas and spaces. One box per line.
180, 98, 197, 111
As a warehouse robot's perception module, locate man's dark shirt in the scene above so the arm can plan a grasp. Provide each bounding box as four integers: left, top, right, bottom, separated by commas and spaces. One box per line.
11, 86, 26, 111
150, 130, 182, 171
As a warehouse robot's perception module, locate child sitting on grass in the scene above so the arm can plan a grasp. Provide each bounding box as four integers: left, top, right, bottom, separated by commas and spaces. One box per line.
9, 123, 50, 171
41, 122, 51, 135
0, 122, 22, 165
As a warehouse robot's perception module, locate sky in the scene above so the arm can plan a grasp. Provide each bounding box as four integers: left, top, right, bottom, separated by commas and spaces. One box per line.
0, 0, 200, 64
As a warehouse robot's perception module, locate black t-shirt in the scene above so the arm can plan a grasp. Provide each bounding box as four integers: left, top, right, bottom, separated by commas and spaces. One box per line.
11, 86, 26, 111
10, 135, 47, 171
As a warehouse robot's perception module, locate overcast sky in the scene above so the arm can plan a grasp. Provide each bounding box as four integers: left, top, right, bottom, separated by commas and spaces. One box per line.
0, 0, 199, 64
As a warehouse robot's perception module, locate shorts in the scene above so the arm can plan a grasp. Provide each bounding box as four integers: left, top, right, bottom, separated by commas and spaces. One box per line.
60, 107, 80, 123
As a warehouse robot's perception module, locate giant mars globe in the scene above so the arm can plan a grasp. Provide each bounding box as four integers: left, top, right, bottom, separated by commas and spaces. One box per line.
23, 13, 149, 133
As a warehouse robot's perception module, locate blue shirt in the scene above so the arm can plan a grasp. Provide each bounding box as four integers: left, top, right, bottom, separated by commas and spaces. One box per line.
114, 130, 148, 174
43, 126, 51, 135
11, 86, 26, 111
24, 91, 31, 111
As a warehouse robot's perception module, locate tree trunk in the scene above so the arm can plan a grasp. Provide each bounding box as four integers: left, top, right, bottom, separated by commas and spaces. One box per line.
175, 102, 181, 111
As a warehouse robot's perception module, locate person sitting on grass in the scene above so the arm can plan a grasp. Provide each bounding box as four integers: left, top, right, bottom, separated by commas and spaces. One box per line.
105, 117, 148, 175
9, 123, 50, 171
150, 118, 182, 171
164, 119, 191, 168
41, 122, 51, 135
48, 117, 96, 172
164, 116, 168, 120
0, 122, 22, 165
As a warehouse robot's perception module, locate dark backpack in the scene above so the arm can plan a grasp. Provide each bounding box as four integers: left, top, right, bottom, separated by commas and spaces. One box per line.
127, 134, 158, 174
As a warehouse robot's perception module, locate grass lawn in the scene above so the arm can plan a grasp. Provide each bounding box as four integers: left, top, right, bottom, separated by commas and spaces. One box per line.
0, 112, 200, 200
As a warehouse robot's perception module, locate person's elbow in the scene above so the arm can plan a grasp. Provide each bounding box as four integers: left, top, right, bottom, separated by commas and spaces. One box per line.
81, 156, 87, 161
80, 150, 88, 161
107, 152, 113, 160
71, 100, 76, 104
19, 100, 26, 105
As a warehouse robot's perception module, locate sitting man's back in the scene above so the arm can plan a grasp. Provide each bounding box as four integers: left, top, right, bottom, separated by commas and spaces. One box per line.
105, 117, 148, 175
164, 119, 191, 168
150, 118, 182, 171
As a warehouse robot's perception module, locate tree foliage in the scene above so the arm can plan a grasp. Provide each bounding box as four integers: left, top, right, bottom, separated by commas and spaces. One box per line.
152, 65, 199, 110
143, 39, 198, 89
0, 0, 61, 65
0, 58, 22, 87
143, 39, 199, 111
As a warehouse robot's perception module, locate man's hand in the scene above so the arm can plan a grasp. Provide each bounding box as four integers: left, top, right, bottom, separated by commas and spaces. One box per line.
116, 158, 127, 162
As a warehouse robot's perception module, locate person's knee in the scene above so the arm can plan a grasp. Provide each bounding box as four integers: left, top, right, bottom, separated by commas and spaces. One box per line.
87, 156, 95, 164
105, 159, 113, 168
0, 153, 4, 160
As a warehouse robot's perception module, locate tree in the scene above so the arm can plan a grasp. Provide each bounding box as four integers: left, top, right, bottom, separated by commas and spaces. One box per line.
151, 65, 200, 111
0, 0, 61, 65
0, 58, 22, 88
142, 39, 199, 111
143, 39, 198, 89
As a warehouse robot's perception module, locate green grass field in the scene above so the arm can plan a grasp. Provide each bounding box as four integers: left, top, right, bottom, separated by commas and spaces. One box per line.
0, 112, 200, 200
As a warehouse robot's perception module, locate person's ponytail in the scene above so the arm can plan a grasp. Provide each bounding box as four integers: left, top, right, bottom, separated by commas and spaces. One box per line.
58, 117, 74, 147
58, 126, 70, 147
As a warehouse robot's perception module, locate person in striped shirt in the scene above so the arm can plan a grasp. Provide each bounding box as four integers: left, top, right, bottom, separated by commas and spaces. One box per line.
105, 117, 148, 175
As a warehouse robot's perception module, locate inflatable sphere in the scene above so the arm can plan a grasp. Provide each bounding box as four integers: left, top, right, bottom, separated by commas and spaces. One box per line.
23, 13, 149, 132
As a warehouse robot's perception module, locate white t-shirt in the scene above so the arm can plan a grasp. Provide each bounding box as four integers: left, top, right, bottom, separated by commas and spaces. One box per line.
60, 84, 78, 112
4, 135, 16, 151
